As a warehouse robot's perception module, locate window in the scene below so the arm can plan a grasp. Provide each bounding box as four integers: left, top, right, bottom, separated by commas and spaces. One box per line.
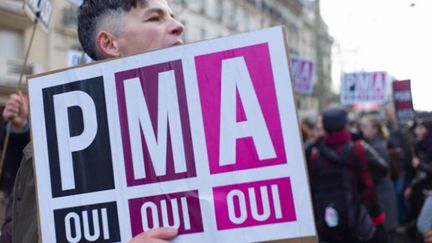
0, 29, 23, 59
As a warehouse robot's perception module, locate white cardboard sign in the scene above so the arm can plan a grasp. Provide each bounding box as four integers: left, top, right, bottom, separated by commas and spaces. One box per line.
24, 0, 53, 31
28, 26, 316, 243
341, 71, 388, 104
67, 49, 92, 67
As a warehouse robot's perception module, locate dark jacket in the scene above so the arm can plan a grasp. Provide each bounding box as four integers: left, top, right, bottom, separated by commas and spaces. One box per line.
0, 123, 31, 195
387, 123, 414, 180
413, 135, 432, 191
309, 131, 388, 220
365, 136, 399, 230
0, 143, 37, 243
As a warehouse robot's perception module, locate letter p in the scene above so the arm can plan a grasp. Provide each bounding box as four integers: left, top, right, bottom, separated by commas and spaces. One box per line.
54, 91, 97, 191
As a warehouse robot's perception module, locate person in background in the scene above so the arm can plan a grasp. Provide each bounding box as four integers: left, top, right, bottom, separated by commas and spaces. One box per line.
348, 112, 363, 141
385, 106, 413, 224
301, 117, 315, 148
0, 93, 30, 224
360, 115, 399, 242
407, 116, 432, 243
309, 108, 389, 243
305, 116, 325, 163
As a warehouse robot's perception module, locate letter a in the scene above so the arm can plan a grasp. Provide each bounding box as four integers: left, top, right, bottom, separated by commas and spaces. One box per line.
219, 57, 276, 166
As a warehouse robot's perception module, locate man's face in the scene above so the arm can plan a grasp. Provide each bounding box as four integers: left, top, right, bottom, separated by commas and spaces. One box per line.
360, 118, 376, 140
385, 107, 397, 124
415, 124, 427, 140
115, 0, 184, 56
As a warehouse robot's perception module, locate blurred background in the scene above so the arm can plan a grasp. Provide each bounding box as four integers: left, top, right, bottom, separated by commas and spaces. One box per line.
0, 0, 429, 119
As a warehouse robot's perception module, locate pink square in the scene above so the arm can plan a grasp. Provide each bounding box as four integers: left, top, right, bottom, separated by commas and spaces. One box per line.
195, 43, 287, 174
213, 177, 296, 230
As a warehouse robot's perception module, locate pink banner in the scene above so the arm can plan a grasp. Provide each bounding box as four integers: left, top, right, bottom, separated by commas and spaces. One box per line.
213, 177, 296, 230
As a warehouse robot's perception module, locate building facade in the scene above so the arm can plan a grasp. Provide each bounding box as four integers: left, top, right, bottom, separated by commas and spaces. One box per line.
0, 0, 333, 117
0, 0, 80, 103
170, 0, 334, 117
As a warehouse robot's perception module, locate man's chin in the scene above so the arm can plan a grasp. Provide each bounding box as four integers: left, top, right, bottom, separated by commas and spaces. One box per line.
171, 41, 183, 47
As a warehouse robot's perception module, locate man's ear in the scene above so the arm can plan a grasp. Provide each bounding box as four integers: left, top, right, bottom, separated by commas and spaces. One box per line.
96, 31, 121, 58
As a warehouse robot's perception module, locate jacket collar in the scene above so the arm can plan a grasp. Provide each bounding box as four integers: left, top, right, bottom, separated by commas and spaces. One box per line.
324, 131, 351, 145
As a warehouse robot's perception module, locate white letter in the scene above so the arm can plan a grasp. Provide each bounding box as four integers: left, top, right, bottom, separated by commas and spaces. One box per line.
291, 59, 299, 80
219, 57, 276, 166
124, 70, 187, 180
160, 199, 180, 228
300, 62, 311, 80
344, 73, 356, 92
373, 73, 385, 91
358, 73, 370, 91
101, 208, 110, 239
180, 197, 191, 230
54, 91, 97, 191
141, 202, 159, 231
65, 212, 82, 243
227, 189, 247, 224
271, 184, 283, 219
82, 209, 100, 241
249, 186, 271, 221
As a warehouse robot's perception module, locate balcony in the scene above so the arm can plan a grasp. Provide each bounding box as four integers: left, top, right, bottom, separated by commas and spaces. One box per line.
0, 0, 32, 30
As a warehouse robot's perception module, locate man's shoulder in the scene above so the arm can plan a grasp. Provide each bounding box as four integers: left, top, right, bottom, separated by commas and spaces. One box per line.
14, 142, 34, 191
22, 142, 33, 162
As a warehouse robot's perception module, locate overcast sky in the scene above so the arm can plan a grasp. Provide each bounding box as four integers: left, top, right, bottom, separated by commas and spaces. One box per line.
320, 0, 432, 111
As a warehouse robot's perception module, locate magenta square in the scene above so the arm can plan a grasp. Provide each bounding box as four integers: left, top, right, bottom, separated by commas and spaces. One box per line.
115, 60, 196, 186
129, 190, 203, 236
195, 43, 287, 174
213, 177, 296, 230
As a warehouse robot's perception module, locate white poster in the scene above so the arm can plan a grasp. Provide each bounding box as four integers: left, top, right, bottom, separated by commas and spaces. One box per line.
67, 49, 92, 67
28, 26, 316, 243
341, 71, 388, 104
24, 0, 53, 31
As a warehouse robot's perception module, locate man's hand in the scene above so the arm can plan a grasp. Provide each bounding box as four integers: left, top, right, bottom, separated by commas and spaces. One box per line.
2, 93, 28, 129
404, 186, 412, 199
129, 228, 178, 243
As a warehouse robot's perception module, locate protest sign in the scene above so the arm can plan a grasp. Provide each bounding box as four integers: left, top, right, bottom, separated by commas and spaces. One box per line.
66, 0, 83, 6
24, 0, 53, 31
290, 56, 315, 95
28, 26, 316, 243
67, 49, 92, 67
392, 80, 415, 121
341, 71, 388, 104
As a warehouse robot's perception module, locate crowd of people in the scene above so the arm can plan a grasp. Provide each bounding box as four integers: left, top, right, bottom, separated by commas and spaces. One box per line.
302, 106, 432, 243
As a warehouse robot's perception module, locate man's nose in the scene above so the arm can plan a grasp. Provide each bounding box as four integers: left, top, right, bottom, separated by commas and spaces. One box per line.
169, 18, 184, 36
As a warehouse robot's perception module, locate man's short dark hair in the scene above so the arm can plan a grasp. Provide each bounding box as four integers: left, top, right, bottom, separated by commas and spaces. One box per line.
77, 0, 148, 60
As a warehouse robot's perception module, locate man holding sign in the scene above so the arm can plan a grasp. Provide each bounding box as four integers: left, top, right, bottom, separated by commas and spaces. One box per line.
1, 0, 183, 242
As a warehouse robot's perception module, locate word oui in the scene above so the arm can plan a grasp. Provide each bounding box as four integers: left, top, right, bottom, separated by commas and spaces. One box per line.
54, 202, 120, 242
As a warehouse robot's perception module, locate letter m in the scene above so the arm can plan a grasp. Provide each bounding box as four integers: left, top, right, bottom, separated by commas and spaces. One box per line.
115, 60, 196, 186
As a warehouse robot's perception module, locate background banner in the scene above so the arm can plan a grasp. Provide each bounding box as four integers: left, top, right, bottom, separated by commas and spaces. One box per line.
290, 56, 315, 95
392, 79, 415, 121
341, 71, 388, 104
